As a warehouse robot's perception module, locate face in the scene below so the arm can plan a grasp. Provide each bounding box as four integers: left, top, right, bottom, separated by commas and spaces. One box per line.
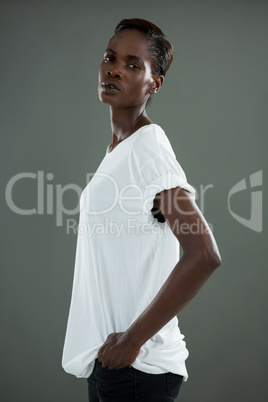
98, 29, 159, 108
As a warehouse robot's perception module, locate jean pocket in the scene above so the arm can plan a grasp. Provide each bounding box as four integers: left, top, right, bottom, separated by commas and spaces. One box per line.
166, 372, 183, 398
95, 359, 127, 376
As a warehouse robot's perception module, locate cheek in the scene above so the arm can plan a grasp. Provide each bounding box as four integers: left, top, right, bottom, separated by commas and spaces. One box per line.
141, 71, 153, 91
128, 82, 148, 100
137, 77, 152, 97
98, 62, 105, 79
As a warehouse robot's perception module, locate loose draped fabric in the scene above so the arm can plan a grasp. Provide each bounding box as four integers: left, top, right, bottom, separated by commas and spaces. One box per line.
62, 124, 195, 382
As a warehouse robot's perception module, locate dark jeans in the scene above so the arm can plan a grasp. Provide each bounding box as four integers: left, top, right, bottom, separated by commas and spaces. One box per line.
87, 358, 183, 402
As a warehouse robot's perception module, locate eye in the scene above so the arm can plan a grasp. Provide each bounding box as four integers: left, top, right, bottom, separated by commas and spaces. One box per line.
128, 63, 139, 70
104, 56, 114, 63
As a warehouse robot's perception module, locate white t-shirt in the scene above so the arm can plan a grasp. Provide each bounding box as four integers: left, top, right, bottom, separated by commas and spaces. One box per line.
62, 123, 195, 382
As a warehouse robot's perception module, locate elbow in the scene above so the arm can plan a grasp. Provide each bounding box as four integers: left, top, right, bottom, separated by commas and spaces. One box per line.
210, 250, 222, 270
181, 234, 222, 272
197, 247, 222, 272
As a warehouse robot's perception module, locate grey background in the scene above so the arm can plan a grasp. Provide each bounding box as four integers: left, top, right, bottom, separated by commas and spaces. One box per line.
1, 0, 267, 401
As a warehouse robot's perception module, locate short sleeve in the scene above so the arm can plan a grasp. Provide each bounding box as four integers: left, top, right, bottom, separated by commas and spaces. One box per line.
140, 148, 196, 224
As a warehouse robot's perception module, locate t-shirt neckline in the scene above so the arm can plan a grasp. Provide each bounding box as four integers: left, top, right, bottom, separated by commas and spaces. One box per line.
105, 123, 158, 155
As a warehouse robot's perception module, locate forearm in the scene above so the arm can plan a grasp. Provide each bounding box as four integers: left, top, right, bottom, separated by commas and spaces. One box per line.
124, 251, 220, 348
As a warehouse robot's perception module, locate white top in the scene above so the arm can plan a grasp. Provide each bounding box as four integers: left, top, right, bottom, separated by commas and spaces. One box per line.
62, 123, 196, 381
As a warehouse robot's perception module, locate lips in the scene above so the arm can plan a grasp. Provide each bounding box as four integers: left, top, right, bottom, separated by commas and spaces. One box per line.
101, 81, 121, 91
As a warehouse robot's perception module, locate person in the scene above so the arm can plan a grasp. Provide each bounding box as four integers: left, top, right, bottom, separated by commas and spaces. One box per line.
62, 18, 221, 402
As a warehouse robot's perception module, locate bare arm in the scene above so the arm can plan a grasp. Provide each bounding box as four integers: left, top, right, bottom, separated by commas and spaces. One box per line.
98, 187, 221, 369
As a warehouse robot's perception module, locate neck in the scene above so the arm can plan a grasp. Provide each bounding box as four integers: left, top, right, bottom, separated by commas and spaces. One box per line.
108, 104, 153, 149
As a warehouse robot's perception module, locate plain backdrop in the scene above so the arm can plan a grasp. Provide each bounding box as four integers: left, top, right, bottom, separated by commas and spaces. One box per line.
1, 1, 267, 401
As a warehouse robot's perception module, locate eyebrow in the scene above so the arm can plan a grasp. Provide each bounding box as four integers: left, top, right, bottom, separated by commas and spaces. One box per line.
104, 48, 145, 67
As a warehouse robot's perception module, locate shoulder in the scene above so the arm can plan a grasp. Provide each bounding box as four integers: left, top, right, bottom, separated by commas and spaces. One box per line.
132, 124, 176, 169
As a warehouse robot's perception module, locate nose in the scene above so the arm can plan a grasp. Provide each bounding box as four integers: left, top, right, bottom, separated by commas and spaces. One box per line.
106, 67, 122, 79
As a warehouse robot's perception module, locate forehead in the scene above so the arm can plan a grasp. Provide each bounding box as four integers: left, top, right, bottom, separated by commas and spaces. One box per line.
107, 29, 151, 62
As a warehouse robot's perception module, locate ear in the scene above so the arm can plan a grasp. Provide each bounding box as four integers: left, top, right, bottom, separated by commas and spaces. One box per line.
149, 75, 164, 94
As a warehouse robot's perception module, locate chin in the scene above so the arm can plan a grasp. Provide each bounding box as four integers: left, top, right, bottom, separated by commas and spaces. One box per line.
99, 96, 112, 105
98, 91, 108, 104
98, 94, 119, 107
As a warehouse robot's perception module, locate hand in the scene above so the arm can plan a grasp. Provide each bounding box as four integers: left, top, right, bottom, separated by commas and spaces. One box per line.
97, 332, 140, 369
